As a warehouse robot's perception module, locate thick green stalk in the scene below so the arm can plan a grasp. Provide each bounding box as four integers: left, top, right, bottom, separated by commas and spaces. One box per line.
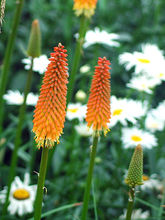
126, 188, 135, 220
81, 134, 98, 220
0, 0, 24, 133
2, 58, 34, 218
34, 145, 49, 220
67, 15, 89, 104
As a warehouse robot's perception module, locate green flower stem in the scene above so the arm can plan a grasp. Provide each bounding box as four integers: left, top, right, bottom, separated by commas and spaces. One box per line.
92, 181, 98, 220
2, 58, 34, 218
81, 134, 98, 220
34, 145, 49, 220
67, 15, 89, 104
0, 0, 24, 133
126, 187, 135, 220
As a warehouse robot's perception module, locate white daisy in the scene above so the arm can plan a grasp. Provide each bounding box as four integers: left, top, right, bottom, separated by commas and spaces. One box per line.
80, 65, 90, 74
110, 96, 147, 127
75, 90, 87, 102
122, 127, 157, 149
75, 123, 93, 137
119, 209, 150, 219
145, 110, 164, 132
83, 27, 120, 48
3, 90, 38, 106
141, 174, 162, 191
27, 92, 39, 106
22, 54, 50, 74
144, 60, 165, 82
156, 100, 165, 122
119, 44, 165, 74
127, 75, 160, 94
66, 103, 87, 121
0, 173, 37, 216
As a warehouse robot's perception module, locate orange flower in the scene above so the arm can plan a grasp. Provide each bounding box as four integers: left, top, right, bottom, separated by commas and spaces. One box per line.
33, 43, 68, 148
86, 57, 111, 135
73, 0, 97, 17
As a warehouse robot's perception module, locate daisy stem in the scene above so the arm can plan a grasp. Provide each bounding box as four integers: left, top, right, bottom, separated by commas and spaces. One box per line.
125, 187, 135, 220
67, 15, 89, 104
1, 58, 34, 218
34, 145, 49, 220
0, 0, 24, 134
81, 134, 98, 220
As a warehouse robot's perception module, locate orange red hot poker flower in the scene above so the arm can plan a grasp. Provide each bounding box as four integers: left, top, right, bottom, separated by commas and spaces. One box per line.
73, 0, 97, 18
33, 43, 68, 148
86, 57, 111, 135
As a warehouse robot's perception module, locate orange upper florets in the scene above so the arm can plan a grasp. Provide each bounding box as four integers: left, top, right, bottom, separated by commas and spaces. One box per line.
86, 57, 111, 135
33, 43, 68, 148
73, 0, 97, 17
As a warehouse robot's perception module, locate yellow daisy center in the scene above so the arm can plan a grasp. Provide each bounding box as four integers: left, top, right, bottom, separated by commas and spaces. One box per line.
137, 58, 150, 63
13, 188, 30, 200
141, 83, 147, 89
68, 108, 79, 113
142, 175, 150, 181
150, 122, 158, 129
131, 135, 142, 142
113, 109, 123, 116
158, 73, 164, 78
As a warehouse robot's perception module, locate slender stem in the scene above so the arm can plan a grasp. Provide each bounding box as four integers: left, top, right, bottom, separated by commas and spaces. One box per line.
67, 15, 89, 104
0, 0, 24, 133
92, 181, 98, 220
34, 145, 49, 220
1, 58, 34, 218
81, 134, 99, 220
126, 187, 135, 220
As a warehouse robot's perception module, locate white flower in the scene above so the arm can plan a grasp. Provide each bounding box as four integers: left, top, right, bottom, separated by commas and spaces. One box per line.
141, 174, 162, 191
75, 90, 87, 102
127, 75, 160, 94
22, 54, 50, 74
122, 127, 157, 149
156, 100, 165, 122
119, 209, 150, 219
75, 123, 93, 137
145, 60, 165, 82
27, 93, 39, 106
3, 90, 38, 106
0, 173, 37, 216
109, 96, 147, 127
66, 103, 87, 121
119, 44, 165, 74
80, 65, 90, 73
145, 109, 164, 132
83, 27, 120, 48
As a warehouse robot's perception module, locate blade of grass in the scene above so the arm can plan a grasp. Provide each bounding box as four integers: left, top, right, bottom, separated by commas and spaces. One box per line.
135, 197, 165, 213
29, 202, 82, 220
157, 180, 165, 219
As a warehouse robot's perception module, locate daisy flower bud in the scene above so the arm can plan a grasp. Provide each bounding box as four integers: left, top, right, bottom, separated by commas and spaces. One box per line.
73, 0, 98, 18
86, 57, 111, 135
125, 144, 143, 188
27, 19, 41, 58
33, 43, 68, 148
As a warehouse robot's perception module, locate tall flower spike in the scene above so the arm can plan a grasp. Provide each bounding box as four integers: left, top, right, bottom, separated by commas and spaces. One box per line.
73, 0, 98, 18
33, 43, 68, 148
86, 57, 111, 135
125, 144, 143, 187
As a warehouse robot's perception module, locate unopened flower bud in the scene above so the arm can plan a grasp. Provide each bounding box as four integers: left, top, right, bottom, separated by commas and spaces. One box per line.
27, 19, 41, 58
